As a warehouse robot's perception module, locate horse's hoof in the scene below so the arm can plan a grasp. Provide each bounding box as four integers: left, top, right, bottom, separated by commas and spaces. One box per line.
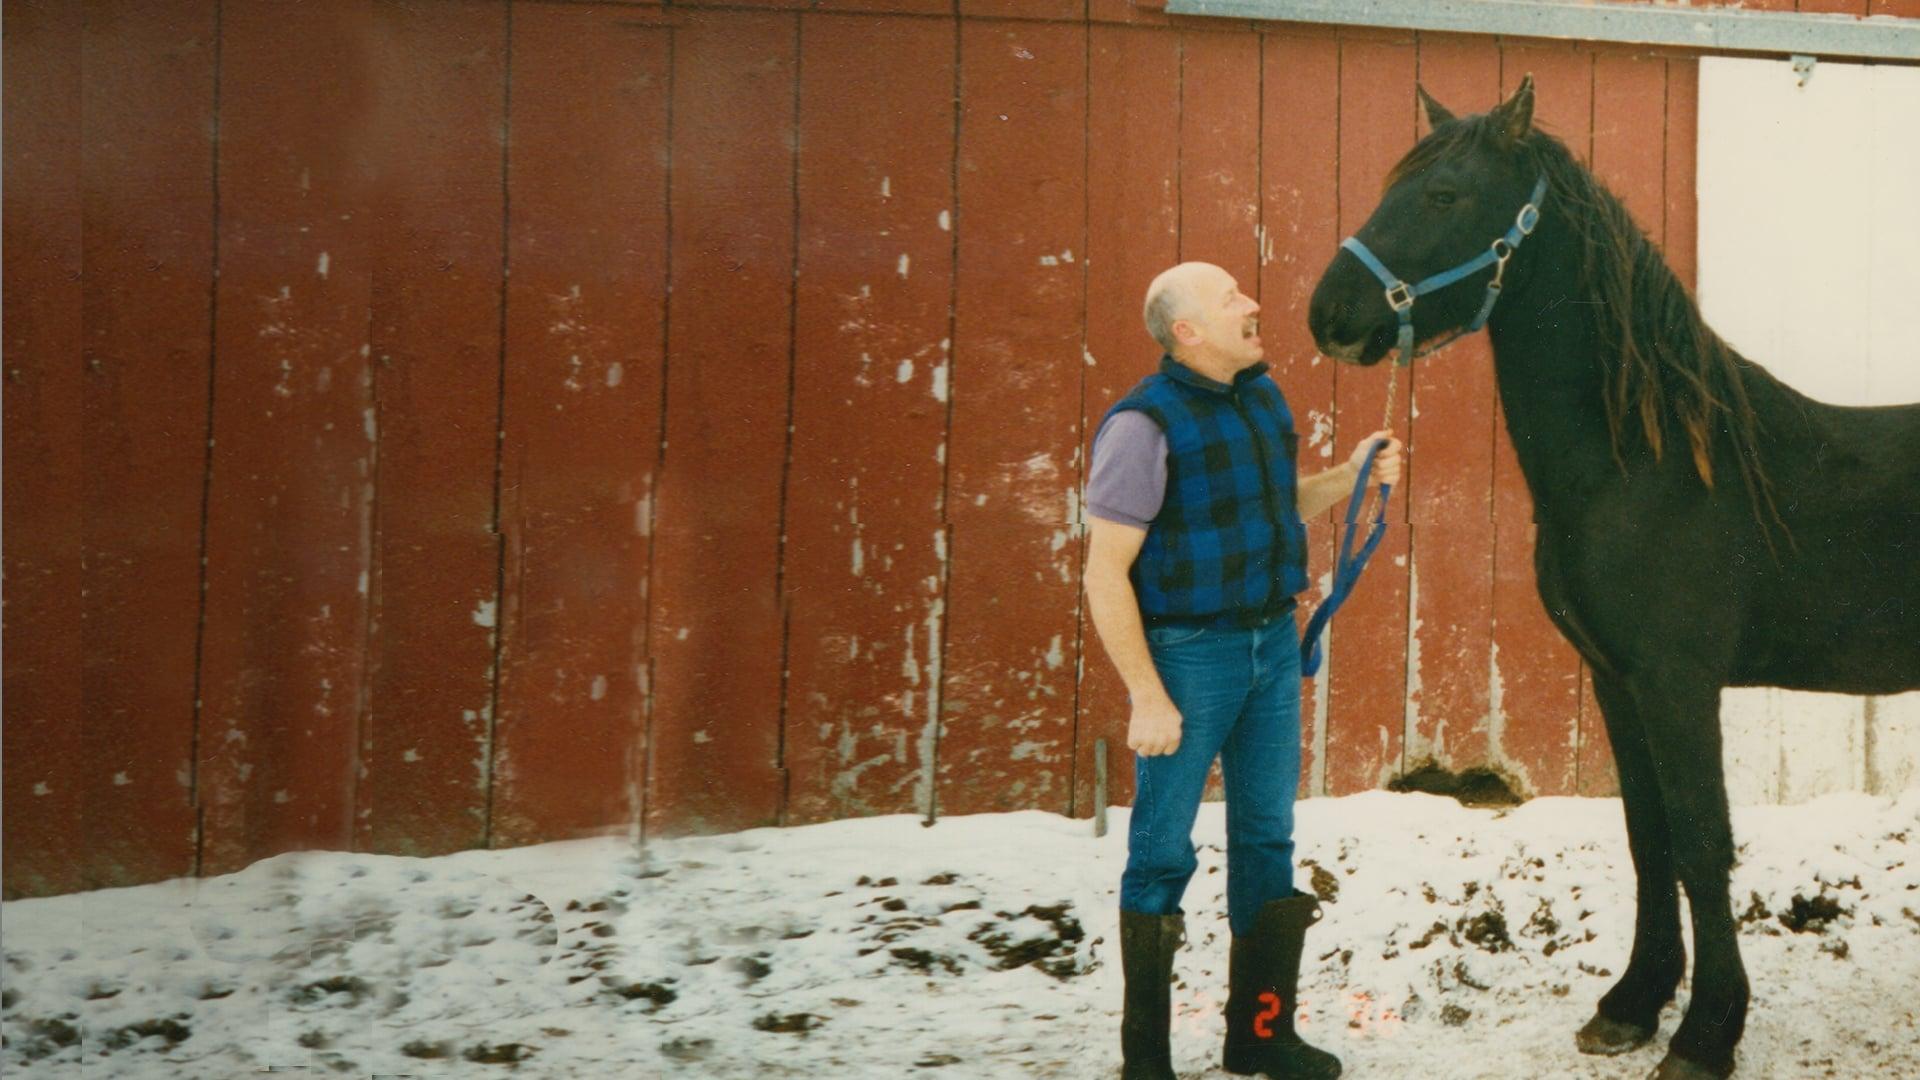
1576, 1013, 1655, 1056
1648, 1052, 1734, 1080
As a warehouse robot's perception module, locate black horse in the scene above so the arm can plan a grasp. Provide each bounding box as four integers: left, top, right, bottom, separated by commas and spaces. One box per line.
1307, 76, 1920, 1079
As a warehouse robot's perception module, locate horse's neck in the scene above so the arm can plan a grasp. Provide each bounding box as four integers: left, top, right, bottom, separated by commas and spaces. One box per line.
1484, 234, 1623, 515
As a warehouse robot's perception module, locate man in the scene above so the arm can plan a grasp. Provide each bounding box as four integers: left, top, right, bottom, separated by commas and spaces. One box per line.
1084, 261, 1402, 1080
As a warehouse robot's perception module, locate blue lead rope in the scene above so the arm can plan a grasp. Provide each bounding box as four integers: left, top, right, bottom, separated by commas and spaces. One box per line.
1297, 174, 1550, 678
1298, 442, 1389, 678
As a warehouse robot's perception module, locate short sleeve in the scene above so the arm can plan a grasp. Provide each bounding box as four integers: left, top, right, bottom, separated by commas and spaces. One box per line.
1086, 410, 1168, 529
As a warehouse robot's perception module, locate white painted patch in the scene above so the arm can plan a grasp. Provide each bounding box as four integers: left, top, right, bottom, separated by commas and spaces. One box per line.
1043, 635, 1064, 670
937, 209, 951, 231
1083, 347, 1097, 367
852, 540, 865, 577
357, 571, 369, 596
930, 361, 949, 403
913, 598, 946, 815
1008, 740, 1050, 762
606, 362, 624, 388
902, 624, 920, 685
896, 359, 914, 384
1487, 642, 1508, 778
316, 252, 330, 279
881, 176, 892, 198
897, 254, 911, 279
402, 748, 421, 763
676, 627, 690, 641
590, 675, 608, 702
692, 729, 711, 745
471, 599, 497, 629
112, 772, 130, 787
272, 790, 291, 804
1038, 254, 1059, 267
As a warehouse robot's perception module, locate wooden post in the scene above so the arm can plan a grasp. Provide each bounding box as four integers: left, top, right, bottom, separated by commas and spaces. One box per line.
1094, 738, 1109, 838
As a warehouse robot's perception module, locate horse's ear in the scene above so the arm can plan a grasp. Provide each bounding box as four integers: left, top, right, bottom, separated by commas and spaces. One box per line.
1416, 85, 1456, 130
1492, 74, 1535, 141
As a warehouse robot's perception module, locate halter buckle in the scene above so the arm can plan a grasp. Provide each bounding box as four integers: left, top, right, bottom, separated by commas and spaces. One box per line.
1385, 282, 1415, 312
1515, 203, 1541, 236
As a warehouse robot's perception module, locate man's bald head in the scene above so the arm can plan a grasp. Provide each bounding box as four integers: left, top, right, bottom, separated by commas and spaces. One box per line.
1142, 262, 1226, 355
1141, 261, 1263, 376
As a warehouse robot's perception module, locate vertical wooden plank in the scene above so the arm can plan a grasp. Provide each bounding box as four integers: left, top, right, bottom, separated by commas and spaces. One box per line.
1487, 44, 1590, 799
1324, 29, 1415, 796
1590, 51, 1667, 244
1076, 23, 1181, 818
1870, 0, 1920, 17
1664, 57, 1699, 293
939, 17, 1087, 817
356, 0, 508, 857
198, 0, 376, 876
1, 0, 85, 899
1403, 33, 1500, 779
783, 12, 955, 825
77, 0, 217, 888
646, 8, 794, 835
497, 4, 670, 845
1258, 28, 1341, 797
1178, 29, 1260, 284
1577, 47, 1668, 798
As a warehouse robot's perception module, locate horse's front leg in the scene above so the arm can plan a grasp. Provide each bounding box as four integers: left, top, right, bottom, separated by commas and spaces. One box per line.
1576, 671, 1687, 1056
1634, 672, 1750, 1080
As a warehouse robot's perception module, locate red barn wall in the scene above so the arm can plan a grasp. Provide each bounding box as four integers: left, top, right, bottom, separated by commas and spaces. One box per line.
4, 0, 1767, 897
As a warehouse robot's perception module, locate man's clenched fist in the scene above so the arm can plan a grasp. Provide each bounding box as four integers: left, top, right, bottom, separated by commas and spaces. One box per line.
1128, 692, 1183, 757
1348, 429, 1403, 488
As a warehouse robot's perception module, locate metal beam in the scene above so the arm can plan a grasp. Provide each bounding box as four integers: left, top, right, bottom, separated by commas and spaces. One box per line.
1165, 0, 1920, 62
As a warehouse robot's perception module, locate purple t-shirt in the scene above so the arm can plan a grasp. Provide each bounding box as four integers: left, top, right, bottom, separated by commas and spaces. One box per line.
1086, 410, 1168, 529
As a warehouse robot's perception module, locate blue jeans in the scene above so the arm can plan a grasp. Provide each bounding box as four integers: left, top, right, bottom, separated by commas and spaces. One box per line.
1119, 612, 1303, 937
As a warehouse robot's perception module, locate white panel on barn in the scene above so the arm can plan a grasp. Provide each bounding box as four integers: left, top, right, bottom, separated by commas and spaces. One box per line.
1697, 56, 1920, 804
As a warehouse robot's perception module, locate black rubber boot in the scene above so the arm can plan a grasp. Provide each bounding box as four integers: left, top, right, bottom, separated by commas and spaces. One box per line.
1119, 909, 1185, 1080
1221, 894, 1342, 1079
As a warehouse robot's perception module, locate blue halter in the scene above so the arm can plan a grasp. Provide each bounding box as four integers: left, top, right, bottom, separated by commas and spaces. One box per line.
1337, 174, 1549, 369
1297, 175, 1549, 679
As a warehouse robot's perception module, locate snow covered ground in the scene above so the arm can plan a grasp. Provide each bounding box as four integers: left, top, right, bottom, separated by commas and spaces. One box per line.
3, 789, 1916, 1079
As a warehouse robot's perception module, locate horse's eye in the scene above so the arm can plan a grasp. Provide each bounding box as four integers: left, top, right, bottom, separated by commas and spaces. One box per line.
1429, 190, 1458, 208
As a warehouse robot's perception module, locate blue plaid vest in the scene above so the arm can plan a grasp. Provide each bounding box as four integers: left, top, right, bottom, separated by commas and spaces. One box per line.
1103, 355, 1309, 622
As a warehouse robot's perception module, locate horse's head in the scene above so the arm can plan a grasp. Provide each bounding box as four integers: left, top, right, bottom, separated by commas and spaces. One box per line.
1309, 76, 1543, 366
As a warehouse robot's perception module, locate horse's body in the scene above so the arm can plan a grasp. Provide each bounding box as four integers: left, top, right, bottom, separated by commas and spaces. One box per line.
1492, 280, 1920, 698
1308, 77, 1920, 1080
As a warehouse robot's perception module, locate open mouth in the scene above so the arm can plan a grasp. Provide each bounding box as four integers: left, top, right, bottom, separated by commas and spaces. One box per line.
1321, 322, 1397, 366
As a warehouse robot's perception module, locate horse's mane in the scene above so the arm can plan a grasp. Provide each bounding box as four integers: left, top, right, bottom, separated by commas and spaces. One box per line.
1390, 118, 1788, 549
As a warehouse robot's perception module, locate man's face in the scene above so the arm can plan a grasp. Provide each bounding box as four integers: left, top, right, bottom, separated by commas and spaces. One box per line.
1177, 268, 1263, 369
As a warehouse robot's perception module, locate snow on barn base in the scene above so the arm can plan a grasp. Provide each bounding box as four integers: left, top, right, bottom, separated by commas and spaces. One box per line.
3, 790, 1916, 1079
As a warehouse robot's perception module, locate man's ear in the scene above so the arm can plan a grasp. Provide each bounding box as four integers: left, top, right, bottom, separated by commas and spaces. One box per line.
1416, 84, 1456, 131
1491, 74, 1535, 141
1172, 317, 1204, 349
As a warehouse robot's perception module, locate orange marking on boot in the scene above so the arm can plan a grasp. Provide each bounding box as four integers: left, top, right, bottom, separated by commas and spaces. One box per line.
1253, 992, 1282, 1039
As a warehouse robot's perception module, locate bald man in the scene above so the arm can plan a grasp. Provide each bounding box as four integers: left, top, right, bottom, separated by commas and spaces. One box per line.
1086, 262, 1400, 1080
